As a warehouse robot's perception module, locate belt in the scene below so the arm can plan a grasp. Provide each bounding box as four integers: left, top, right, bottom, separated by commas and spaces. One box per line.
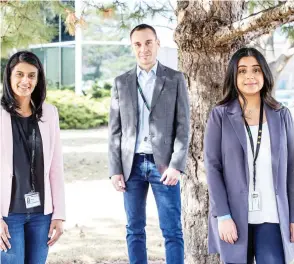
135, 153, 153, 158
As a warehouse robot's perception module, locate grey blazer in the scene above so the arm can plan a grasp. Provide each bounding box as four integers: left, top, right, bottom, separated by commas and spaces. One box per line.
108, 62, 190, 181
204, 99, 294, 263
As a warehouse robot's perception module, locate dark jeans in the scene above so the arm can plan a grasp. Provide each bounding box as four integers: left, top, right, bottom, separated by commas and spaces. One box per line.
123, 154, 184, 264
1, 212, 52, 264
225, 223, 285, 264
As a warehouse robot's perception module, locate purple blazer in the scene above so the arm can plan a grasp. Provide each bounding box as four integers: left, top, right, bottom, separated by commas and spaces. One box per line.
204, 99, 294, 263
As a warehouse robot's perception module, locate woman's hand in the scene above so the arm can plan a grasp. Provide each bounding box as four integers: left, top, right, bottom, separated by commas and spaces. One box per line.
218, 218, 238, 244
47, 219, 64, 247
290, 223, 294, 243
0, 219, 11, 252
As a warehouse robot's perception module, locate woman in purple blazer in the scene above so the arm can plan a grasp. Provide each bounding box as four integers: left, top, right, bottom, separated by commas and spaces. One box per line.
204, 47, 294, 264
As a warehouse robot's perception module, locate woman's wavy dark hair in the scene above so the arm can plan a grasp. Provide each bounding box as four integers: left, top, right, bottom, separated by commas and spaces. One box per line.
217, 47, 280, 111
1, 51, 46, 120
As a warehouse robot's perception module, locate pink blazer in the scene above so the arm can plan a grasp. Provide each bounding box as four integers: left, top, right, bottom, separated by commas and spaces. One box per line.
0, 103, 65, 220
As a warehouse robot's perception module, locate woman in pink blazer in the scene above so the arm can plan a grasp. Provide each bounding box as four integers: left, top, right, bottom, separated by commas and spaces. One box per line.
0, 51, 65, 263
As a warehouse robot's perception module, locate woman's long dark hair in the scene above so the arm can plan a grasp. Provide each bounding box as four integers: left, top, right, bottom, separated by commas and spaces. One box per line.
218, 47, 281, 112
1, 51, 46, 120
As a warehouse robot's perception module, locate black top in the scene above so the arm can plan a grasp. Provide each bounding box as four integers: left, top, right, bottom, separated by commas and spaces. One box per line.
9, 115, 45, 213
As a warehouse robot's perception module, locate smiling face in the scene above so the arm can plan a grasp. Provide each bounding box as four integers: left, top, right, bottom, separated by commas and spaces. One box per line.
131, 28, 160, 69
237, 56, 264, 97
10, 62, 38, 100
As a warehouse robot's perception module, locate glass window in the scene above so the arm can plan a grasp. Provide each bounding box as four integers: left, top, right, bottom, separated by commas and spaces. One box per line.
61, 46, 75, 86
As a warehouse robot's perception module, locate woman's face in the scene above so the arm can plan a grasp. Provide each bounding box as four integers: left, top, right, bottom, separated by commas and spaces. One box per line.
10, 62, 38, 99
237, 56, 264, 97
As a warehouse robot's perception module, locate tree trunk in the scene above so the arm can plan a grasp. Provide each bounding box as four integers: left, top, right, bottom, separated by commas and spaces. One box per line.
175, 2, 247, 263
175, 1, 294, 263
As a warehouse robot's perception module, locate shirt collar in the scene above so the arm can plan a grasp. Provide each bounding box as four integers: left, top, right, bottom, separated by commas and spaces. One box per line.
136, 60, 158, 77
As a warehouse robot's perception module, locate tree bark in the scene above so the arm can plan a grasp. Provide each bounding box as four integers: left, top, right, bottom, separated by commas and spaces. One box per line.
174, 1, 294, 263
213, 1, 294, 49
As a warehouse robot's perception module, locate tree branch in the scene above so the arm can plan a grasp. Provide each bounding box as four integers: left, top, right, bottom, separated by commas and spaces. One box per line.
213, 1, 294, 48
153, 24, 174, 30
269, 47, 294, 79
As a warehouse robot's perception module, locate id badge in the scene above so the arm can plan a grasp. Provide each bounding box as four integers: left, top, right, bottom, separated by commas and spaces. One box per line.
249, 191, 261, 211
24, 192, 41, 209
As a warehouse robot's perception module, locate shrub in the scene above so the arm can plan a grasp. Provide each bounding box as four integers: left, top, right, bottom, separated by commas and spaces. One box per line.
46, 90, 110, 129
90, 81, 111, 99
91, 88, 111, 98
46, 83, 75, 92
103, 82, 112, 90
60, 85, 75, 92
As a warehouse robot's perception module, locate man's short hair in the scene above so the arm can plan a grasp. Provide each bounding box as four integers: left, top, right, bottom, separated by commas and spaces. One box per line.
130, 24, 157, 39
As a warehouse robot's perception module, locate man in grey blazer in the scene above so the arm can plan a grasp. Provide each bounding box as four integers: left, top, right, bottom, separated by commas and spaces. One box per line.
108, 24, 190, 264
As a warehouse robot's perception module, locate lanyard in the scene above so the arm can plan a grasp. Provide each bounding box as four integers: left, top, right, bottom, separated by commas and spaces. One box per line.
15, 118, 37, 192
30, 128, 36, 192
137, 81, 151, 112
244, 102, 264, 191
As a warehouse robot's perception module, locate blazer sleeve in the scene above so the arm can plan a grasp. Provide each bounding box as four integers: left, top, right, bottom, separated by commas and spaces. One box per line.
0, 108, 2, 219
284, 108, 294, 223
108, 78, 123, 177
49, 106, 66, 220
204, 107, 231, 217
169, 72, 190, 173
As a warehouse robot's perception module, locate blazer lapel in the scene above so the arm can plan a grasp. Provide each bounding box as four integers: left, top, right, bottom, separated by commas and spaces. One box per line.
127, 67, 138, 122
1, 107, 51, 177
227, 99, 249, 186
227, 100, 247, 154
150, 62, 166, 112
38, 116, 50, 175
2, 109, 13, 174
265, 104, 281, 190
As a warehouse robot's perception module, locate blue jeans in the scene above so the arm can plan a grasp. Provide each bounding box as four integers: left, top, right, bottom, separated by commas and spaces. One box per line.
123, 154, 184, 264
1, 213, 52, 264
225, 223, 285, 264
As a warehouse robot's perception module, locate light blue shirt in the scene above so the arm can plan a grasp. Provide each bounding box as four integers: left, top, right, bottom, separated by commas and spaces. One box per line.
218, 214, 232, 221
135, 61, 158, 154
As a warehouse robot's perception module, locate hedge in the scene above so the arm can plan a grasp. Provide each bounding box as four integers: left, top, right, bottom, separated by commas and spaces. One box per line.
46, 90, 110, 129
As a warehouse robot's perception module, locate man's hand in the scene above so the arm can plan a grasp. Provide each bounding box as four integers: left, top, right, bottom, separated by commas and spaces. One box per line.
47, 219, 64, 247
290, 223, 294, 243
160, 168, 181, 186
111, 174, 126, 192
218, 218, 238, 244
0, 219, 11, 252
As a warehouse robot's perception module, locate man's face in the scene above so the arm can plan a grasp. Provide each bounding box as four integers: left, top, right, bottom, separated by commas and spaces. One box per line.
131, 28, 160, 68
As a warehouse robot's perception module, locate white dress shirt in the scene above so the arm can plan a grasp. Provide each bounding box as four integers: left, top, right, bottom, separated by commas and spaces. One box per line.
245, 123, 280, 224
135, 61, 158, 154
